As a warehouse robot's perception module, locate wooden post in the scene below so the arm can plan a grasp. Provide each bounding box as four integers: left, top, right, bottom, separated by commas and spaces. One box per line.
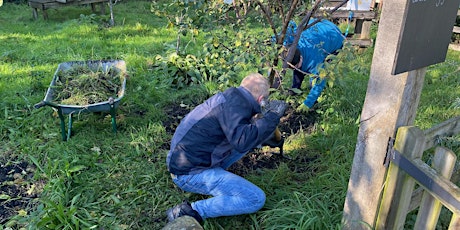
360, 21, 372, 40
341, 1, 426, 229
32, 7, 38, 20
415, 147, 457, 229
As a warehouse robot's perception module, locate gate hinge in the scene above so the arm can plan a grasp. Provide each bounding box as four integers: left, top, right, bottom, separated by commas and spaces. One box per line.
383, 137, 395, 168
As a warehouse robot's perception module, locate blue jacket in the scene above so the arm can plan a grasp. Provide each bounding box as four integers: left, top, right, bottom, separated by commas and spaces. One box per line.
166, 86, 281, 175
284, 19, 344, 108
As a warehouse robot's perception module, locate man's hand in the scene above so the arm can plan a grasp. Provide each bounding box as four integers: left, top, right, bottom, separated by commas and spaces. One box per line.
265, 100, 287, 117
296, 103, 310, 113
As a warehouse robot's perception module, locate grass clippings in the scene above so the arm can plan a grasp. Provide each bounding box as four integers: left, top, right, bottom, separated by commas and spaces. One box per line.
53, 65, 121, 105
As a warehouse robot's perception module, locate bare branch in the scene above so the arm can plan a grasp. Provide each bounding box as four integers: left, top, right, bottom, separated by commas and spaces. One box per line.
267, 0, 300, 87
276, 0, 285, 23
282, 0, 323, 71
277, 0, 299, 45
255, 0, 277, 37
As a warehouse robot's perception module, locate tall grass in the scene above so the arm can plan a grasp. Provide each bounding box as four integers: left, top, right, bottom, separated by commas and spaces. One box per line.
1, 1, 459, 229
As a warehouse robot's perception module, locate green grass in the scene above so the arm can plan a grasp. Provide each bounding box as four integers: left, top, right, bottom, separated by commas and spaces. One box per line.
1, 1, 460, 229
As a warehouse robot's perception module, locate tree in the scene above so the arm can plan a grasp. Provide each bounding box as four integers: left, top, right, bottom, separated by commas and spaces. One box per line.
150, 0, 350, 92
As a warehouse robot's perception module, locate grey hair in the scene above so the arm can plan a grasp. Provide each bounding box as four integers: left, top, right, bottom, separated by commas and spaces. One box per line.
240, 73, 269, 101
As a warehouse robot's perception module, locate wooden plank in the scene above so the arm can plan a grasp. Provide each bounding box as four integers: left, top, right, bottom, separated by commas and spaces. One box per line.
30, 1, 61, 10
29, 0, 55, 3
331, 10, 377, 20
408, 158, 460, 215
415, 147, 457, 229
345, 38, 373, 47
408, 187, 424, 213
453, 26, 460, 34
450, 43, 460, 51
423, 116, 460, 151
45, 0, 107, 10
315, 10, 377, 20
28, 0, 54, 9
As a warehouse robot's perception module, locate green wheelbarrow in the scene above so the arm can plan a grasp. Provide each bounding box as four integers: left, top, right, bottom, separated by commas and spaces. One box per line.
34, 60, 127, 141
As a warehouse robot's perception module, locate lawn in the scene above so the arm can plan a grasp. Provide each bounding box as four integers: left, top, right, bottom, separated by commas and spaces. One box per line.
1, 1, 460, 229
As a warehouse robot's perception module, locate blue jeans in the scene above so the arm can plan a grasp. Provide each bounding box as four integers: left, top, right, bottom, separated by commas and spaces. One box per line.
171, 150, 266, 219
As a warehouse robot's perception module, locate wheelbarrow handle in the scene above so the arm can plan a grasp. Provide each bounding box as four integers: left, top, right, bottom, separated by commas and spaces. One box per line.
34, 101, 60, 109
34, 101, 47, 109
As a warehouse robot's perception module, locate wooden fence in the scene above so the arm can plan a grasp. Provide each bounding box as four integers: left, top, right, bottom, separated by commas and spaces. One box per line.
376, 116, 460, 229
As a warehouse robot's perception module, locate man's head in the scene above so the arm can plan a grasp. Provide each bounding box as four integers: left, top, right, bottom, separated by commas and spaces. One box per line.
282, 47, 302, 69
240, 73, 269, 104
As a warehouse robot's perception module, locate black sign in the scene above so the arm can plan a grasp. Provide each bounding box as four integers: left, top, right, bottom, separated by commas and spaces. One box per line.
392, 0, 460, 75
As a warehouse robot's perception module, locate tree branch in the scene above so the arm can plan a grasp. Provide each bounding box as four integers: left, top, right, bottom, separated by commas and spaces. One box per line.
255, 0, 277, 37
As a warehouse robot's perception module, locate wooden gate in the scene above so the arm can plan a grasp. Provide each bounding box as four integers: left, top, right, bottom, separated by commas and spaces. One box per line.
376, 116, 460, 229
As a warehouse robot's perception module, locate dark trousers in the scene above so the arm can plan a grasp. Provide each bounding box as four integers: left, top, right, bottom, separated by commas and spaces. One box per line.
292, 69, 306, 89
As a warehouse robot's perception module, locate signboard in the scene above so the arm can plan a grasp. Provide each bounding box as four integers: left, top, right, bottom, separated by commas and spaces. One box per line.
392, 0, 460, 75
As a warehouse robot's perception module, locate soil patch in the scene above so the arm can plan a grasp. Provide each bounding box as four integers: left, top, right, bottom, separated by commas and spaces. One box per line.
0, 156, 43, 225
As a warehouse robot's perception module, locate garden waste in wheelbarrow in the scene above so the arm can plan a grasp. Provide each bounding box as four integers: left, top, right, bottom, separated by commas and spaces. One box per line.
34, 60, 127, 141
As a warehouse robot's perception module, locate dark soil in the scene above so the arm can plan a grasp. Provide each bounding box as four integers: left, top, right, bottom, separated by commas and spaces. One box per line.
0, 155, 43, 225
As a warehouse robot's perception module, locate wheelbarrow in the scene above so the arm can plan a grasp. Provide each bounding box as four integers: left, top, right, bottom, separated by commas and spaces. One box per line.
34, 60, 127, 141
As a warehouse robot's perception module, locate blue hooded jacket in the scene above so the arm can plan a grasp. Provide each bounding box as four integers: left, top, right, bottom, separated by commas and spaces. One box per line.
166, 86, 281, 175
284, 19, 344, 108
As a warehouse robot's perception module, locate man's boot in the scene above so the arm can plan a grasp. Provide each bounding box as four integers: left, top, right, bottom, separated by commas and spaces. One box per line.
166, 200, 203, 224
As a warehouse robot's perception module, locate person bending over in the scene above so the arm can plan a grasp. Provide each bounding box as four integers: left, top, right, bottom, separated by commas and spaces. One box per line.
281, 19, 345, 112
165, 73, 287, 224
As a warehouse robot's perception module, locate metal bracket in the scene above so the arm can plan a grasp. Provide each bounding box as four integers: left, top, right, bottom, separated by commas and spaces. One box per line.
384, 137, 395, 168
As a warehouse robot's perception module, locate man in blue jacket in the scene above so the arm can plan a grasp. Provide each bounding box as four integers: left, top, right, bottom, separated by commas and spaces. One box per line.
166, 73, 287, 223
282, 19, 345, 111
